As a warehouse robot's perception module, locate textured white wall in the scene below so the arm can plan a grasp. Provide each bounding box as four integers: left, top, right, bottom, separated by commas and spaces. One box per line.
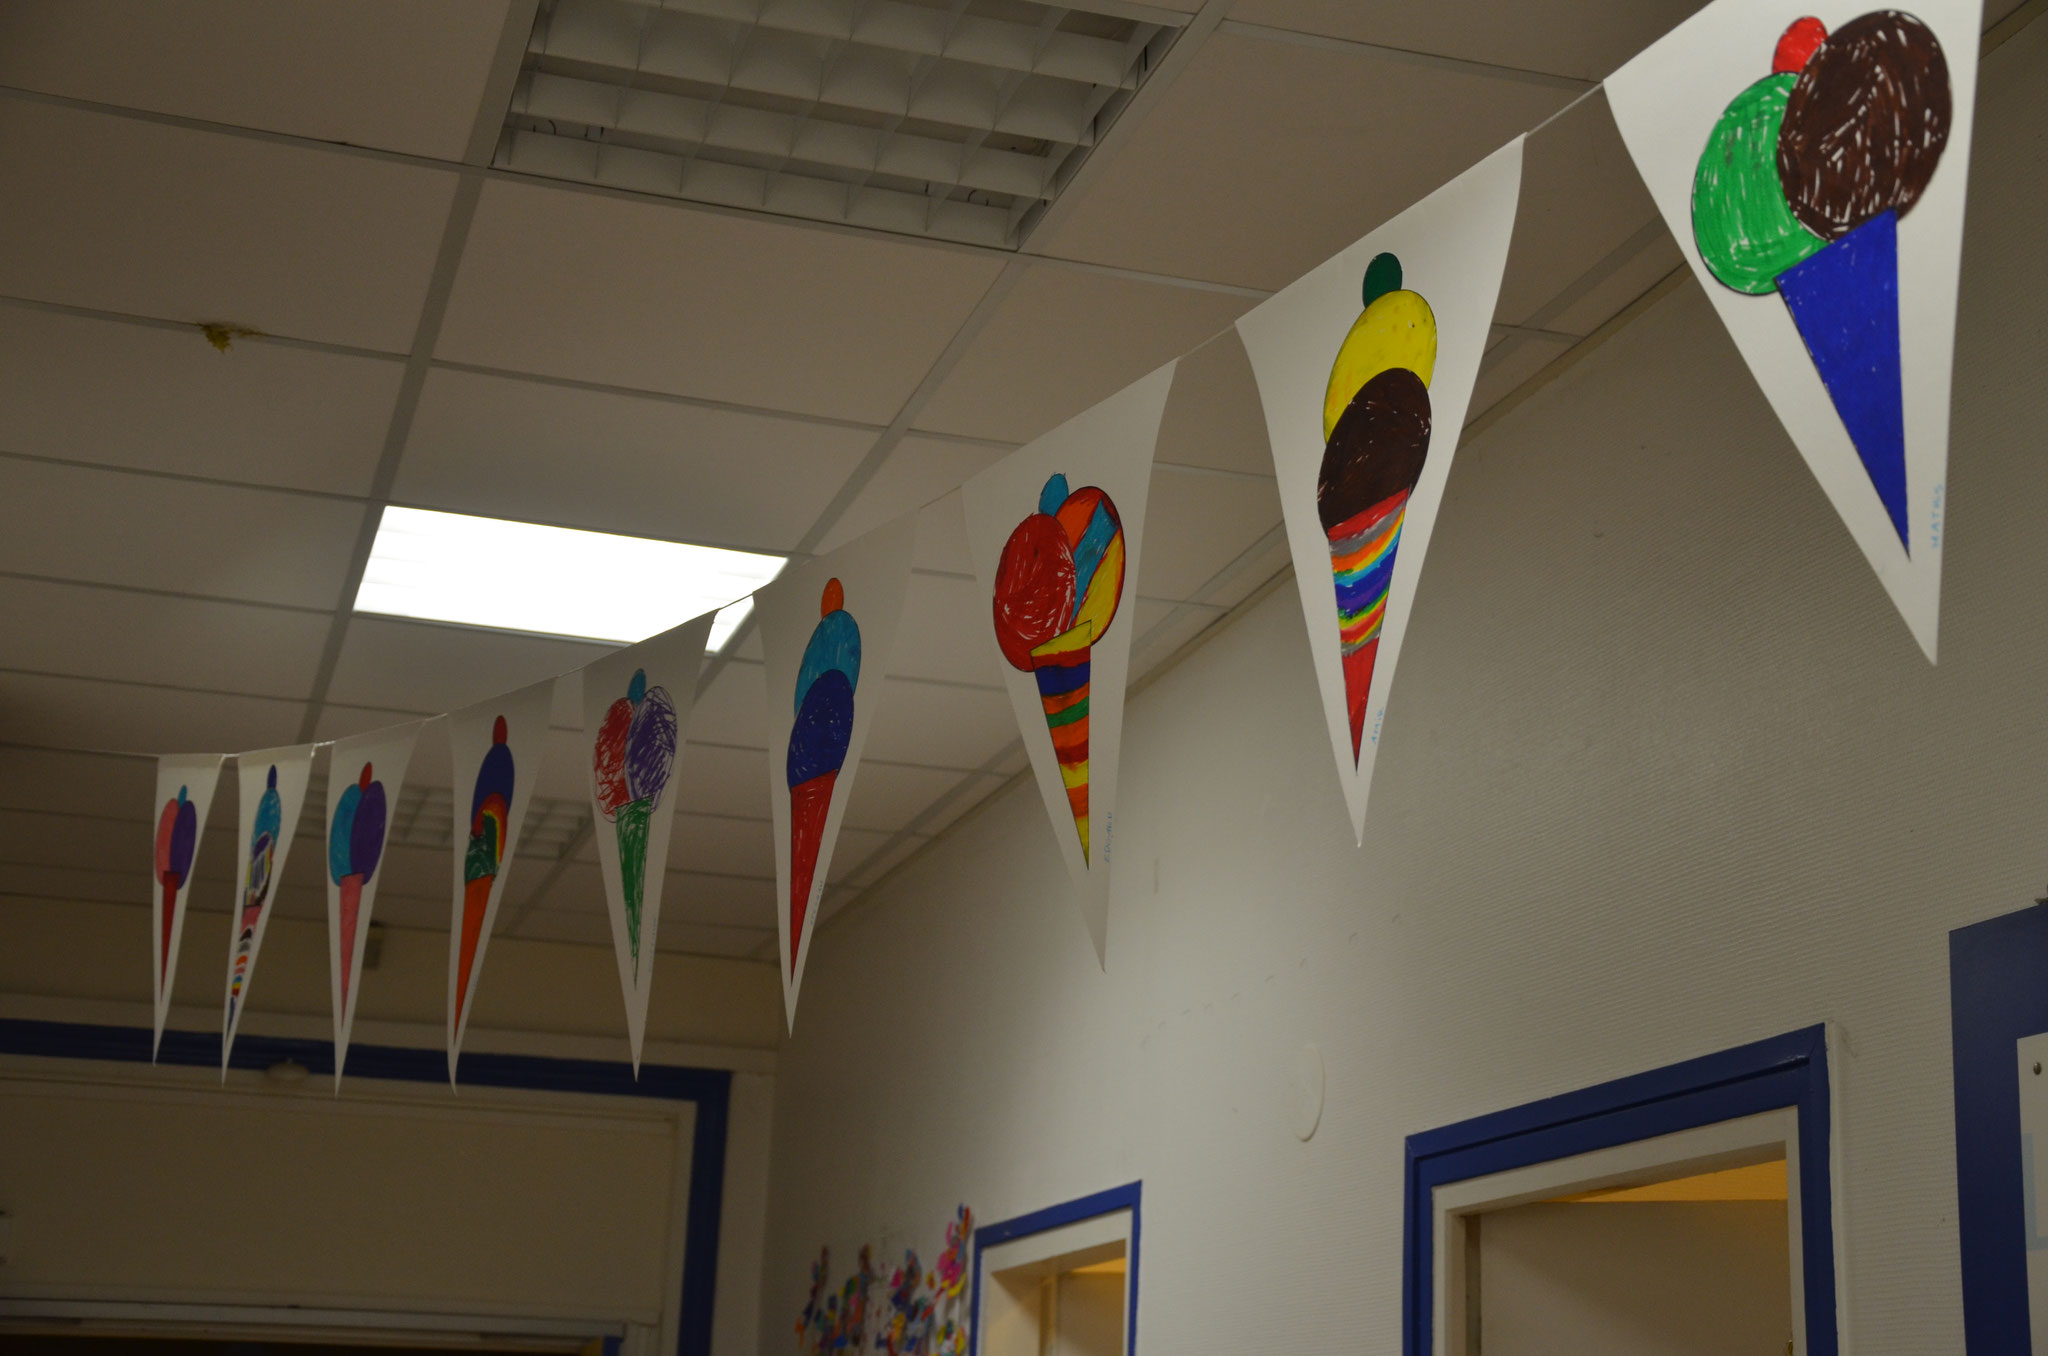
760, 20, 2047, 1356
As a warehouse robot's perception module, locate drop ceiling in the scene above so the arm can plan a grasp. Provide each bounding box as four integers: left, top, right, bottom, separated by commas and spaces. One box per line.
0, 0, 2027, 982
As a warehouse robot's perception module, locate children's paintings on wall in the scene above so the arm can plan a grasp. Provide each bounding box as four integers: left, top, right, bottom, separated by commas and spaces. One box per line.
1236, 139, 1526, 845
220, 744, 315, 1072
962, 364, 1177, 966
583, 613, 715, 1073
150, 753, 223, 1058
756, 517, 917, 1030
1606, 0, 1981, 659
798, 1206, 974, 1356
446, 680, 554, 1082
323, 721, 419, 1087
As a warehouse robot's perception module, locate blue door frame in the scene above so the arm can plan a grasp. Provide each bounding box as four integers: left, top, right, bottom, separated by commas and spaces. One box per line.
1402, 1024, 1837, 1356
970, 1181, 1141, 1356
0, 1017, 731, 1356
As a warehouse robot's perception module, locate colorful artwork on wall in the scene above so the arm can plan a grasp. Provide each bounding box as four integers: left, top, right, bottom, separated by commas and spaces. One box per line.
446, 680, 554, 1082
323, 721, 418, 1086
1237, 140, 1526, 844
149, 753, 223, 1058
757, 517, 917, 1029
798, 1207, 973, 1356
582, 613, 714, 1072
220, 745, 315, 1072
963, 365, 1176, 965
1607, 0, 1982, 659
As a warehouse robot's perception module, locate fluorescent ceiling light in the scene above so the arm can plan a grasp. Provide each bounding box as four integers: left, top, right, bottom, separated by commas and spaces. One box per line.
355, 507, 784, 651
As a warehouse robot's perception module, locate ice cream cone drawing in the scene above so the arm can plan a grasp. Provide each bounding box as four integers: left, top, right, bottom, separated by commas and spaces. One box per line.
227, 765, 281, 1028
455, 716, 514, 1029
1318, 252, 1435, 763
591, 669, 678, 977
1693, 11, 1951, 548
327, 761, 387, 1013
992, 473, 1125, 863
786, 578, 860, 976
154, 785, 197, 987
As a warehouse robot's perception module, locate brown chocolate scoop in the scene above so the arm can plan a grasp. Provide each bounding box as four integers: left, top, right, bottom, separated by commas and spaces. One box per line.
1317, 367, 1431, 534
1776, 10, 1950, 241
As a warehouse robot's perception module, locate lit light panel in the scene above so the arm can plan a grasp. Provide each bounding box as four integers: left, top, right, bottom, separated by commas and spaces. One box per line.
355, 507, 784, 650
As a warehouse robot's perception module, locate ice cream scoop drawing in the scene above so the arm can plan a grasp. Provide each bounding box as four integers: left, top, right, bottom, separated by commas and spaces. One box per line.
327, 761, 387, 1012
455, 716, 513, 1028
992, 473, 1124, 863
227, 765, 281, 1026
154, 785, 197, 987
1318, 251, 1435, 763
591, 668, 678, 977
786, 579, 859, 977
1693, 10, 1951, 547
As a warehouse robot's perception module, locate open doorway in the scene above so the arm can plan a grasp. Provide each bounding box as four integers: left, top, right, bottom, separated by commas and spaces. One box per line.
972, 1184, 1139, 1356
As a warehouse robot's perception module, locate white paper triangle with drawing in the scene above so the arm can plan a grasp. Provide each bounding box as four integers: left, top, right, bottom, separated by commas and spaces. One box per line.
445, 679, 553, 1081
323, 721, 419, 1087
757, 514, 917, 1031
583, 613, 714, 1073
961, 363, 1176, 967
1605, 0, 1981, 660
1236, 140, 1525, 845
221, 743, 315, 1072
150, 752, 223, 1059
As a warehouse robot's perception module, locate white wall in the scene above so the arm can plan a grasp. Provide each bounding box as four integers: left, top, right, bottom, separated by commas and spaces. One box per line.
757, 19, 2048, 1355
1480, 1202, 1789, 1355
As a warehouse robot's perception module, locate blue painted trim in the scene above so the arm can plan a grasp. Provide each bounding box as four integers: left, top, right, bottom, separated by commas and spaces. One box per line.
0, 1018, 730, 1356
970, 1181, 1141, 1356
1951, 902, 2048, 1352
1402, 1025, 1835, 1356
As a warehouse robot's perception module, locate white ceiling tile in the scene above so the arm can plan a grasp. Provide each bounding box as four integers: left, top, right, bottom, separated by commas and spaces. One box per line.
652, 921, 776, 960
0, 576, 330, 699
689, 658, 771, 751
825, 826, 906, 884
837, 760, 975, 835
397, 367, 875, 552
323, 616, 607, 724
0, 746, 151, 819
0, 0, 511, 159
0, 100, 457, 350
839, 831, 929, 888
436, 180, 1006, 423
1130, 598, 1226, 683
861, 678, 1017, 770
0, 671, 304, 754
660, 870, 775, 931
366, 844, 450, 906
1224, 0, 1706, 82
1155, 327, 1279, 477
509, 906, 613, 949
0, 860, 145, 908
671, 813, 772, 879
532, 726, 599, 805
913, 263, 1250, 444
1185, 525, 1291, 613
370, 889, 456, 934
0, 460, 366, 608
1138, 464, 1283, 602
674, 741, 773, 823
313, 703, 446, 751
0, 307, 400, 493
1469, 332, 1579, 424
886, 572, 1005, 688
1535, 231, 1687, 340
816, 442, 1005, 574
1034, 34, 1570, 290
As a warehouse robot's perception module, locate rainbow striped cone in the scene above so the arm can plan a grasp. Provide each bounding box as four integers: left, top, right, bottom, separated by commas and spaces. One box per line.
1034, 651, 1092, 861
1328, 490, 1410, 761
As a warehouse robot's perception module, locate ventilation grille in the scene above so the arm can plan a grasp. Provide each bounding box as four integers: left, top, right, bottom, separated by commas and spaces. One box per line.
496, 0, 1184, 247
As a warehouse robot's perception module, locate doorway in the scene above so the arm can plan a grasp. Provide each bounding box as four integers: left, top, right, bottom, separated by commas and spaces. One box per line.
972, 1184, 1139, 1356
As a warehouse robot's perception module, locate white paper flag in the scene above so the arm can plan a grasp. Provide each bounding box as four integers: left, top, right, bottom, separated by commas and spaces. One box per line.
583, 614, 714, 1073
756, 516, 918, 1029
1606, 0, 1981, 659
446, 680, 553, 1081
150, 752, 223, 1059
962, 363, 1177, 966
323, 721, 419, 1087
1237, 139, 1525, 845
221, 743, 316, 1072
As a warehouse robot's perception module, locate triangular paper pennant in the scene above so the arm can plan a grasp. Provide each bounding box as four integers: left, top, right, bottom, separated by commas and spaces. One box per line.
583, 613, 715, 1073
1236, 139, 1525, 846
221, 743, 316, 1073
323, 720, 420, 1089
756, 515, 918, 1030
1605, 0, 1981, 660
962, 363, 1177, 966
150, 753, 223, 1060
446, 680, 554, 1082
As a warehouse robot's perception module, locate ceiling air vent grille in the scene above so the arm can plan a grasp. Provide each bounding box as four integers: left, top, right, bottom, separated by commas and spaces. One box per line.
498, 0, 1184, 247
